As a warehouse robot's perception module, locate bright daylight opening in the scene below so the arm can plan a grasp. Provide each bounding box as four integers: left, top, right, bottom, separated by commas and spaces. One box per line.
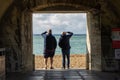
32, 13, 87, 70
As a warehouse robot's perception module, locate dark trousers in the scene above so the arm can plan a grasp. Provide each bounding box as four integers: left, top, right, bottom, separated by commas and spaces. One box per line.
62, 49, 70, 68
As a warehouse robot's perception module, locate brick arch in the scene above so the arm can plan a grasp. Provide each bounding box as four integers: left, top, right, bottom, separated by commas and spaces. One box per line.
31, 3, 90, 11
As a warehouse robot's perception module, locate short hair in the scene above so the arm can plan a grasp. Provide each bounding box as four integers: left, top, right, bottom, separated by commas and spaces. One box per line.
48, 29, 52, 34
62, 32, 66, 35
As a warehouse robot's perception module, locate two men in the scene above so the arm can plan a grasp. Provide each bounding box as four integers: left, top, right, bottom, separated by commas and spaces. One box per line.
41, 29, 73, 69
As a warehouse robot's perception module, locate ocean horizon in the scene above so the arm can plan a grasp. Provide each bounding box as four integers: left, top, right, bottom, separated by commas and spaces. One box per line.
33, 34, 86, 55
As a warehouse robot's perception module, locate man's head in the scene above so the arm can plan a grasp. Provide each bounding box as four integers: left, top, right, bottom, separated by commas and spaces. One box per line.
62, 32, 66, 35
47, 29, 52, 34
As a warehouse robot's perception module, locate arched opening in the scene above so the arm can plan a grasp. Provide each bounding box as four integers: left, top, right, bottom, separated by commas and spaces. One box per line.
32, 12, 87, 70
21, 3, 101, 71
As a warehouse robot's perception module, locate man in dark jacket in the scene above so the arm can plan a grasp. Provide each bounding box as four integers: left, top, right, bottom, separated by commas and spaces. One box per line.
58, 31, 73, 69
41, 29, 57, 69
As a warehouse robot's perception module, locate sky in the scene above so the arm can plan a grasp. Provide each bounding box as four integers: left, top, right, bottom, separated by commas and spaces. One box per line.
32, 13, 87, 34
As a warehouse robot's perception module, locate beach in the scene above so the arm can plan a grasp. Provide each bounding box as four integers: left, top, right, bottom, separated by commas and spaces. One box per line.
35, 54, 86, 70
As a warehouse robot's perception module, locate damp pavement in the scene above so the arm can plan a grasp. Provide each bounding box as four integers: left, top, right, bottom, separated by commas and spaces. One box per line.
6, 69, 120, 80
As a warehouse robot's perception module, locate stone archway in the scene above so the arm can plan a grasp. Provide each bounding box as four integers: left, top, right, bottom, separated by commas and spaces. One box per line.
21, 3, 101, 71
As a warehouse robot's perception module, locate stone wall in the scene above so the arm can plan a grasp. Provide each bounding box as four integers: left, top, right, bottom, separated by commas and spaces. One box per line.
0, 1, 33, 72
0, 4, 23, 72
100, 1, 120, 71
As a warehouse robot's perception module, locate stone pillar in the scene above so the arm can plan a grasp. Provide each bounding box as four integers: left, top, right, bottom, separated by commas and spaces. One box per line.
21, 11, 33, 72
86, 12, 92, 70
86, 11, 102, 71
91, 12, 102, 71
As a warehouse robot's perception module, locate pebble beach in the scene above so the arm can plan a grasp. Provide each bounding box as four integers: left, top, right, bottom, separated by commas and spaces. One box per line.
35, 54, 86, 70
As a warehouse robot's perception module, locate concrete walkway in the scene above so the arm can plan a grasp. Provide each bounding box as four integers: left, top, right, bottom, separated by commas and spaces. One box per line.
6, 69, 120, 80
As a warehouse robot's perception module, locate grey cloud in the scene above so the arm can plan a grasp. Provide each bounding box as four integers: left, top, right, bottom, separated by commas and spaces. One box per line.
33, 13, 87, 34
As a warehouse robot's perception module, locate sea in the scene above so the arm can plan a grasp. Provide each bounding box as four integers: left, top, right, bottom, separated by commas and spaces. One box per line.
33, 34, 86, 55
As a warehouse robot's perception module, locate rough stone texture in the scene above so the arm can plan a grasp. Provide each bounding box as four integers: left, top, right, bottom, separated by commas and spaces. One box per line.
100, 1, 120, 71
88, 12, 101, 71
20, 11, 33, 72
0, 0, 120, 72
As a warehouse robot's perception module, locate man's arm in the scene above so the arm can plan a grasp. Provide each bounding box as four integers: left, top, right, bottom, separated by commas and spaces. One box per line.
67, 32, 73, 37
41, 31, 47, 37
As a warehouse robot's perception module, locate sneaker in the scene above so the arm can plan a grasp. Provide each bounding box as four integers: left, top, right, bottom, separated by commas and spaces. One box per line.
43, 67, 47, 69
62, 67, 65, 69
67, 67, 70, 69
45, 66, 47, 69
50, 67, 54, 69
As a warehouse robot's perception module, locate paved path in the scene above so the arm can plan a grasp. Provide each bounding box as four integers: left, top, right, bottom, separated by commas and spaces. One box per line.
7, 69, 120, 80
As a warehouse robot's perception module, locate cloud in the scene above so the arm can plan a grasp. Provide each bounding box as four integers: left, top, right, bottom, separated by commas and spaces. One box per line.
32, 13, 87, 34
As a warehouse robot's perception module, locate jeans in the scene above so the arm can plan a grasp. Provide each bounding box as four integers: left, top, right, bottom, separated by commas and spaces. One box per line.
62, 49, 70, 68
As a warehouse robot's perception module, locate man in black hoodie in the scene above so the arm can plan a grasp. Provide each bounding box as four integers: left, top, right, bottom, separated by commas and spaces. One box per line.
59, 31, 73, 69
41, 29, 57, 69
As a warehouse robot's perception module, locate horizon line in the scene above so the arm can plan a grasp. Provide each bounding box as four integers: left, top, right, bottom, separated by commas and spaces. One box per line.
33, 33, 86, 34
